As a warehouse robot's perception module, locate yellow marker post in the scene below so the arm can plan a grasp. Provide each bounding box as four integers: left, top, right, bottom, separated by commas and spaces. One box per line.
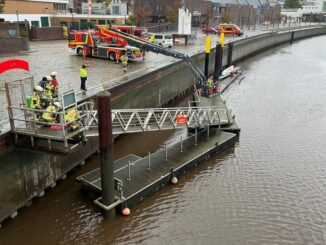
204, 35, 211, 79
220, 32, 225, 47
205, 35, 211, 53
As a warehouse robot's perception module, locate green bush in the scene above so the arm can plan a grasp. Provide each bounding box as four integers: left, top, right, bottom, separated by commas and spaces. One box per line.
19, 27, 28, 37
87, 21, 96, 29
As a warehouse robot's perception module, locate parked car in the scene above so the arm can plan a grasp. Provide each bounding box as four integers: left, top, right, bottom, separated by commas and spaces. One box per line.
217, 24, 243, 36
153, 34, 173, 48
202, 27, 218, 34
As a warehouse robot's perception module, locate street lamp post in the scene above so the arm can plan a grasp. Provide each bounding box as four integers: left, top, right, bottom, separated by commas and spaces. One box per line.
235, 0, 241, 26
244, 0, 250, 30
272, 8, 274, 29
16, 10, 19, 23
257, 0, 263, 29
71, 12, 74, 30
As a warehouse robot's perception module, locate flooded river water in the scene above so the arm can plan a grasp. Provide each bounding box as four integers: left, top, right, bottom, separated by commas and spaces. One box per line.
1, 35, 326, 244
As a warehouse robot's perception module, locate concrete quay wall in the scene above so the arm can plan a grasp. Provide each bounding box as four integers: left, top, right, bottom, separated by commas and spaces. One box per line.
111, 26, 326, 110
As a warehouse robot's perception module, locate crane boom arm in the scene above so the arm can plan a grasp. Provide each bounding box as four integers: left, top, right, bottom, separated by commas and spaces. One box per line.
98, 26, 207, 86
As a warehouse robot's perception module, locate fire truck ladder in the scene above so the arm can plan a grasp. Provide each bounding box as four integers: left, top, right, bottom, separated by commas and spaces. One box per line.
107, 28, 207, 86
85, 106, 234, 137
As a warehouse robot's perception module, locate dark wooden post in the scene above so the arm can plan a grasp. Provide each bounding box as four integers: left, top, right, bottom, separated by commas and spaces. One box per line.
204, 35, 211, 79
213, 43, 222, 82
97, 91, 115, 218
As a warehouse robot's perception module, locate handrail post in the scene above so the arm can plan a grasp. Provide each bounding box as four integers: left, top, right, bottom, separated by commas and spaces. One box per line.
180, 136, 183, 153
207, 127, 210, 139
147, 151, 151, 170
226, 109, 230, 123
60, 111, 68, 148
127, 161, 131, 180
165, 144, 168, 162
195, 128, 198, 146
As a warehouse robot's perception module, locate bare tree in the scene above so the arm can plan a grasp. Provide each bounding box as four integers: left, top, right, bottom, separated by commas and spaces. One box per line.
133, 7, 152, 26
165, 0, 181, 23
126, 0, 153, 25
221, 12, 231, 23
0, 0, 5, 14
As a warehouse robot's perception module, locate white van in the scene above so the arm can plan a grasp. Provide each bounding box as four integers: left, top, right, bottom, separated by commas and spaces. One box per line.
153, 34, 173, 48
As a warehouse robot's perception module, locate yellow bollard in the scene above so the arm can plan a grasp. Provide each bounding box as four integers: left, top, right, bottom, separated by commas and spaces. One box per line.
220, 32, 225, 47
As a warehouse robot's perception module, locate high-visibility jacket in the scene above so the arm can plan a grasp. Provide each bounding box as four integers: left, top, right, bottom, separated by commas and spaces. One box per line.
65, 110, 78, 129
31, 92, 41, 109
80, 68, 88, 78
207, 78, 213, 88
65, 110, 77, 123
42, 105, 56, 122
120, 55, 128, 65
150, 35, 155, 43
44, 82, 53, 98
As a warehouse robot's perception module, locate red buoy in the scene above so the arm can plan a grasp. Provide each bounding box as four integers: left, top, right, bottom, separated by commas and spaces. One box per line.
122, 207, 131, 216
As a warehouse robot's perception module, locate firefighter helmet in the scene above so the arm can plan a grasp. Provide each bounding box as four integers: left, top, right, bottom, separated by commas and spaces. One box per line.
54, 102, 61, 110
35, 86, 44, 92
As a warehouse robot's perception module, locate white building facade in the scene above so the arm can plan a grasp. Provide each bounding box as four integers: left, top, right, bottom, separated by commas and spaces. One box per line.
302, 0, 326, 14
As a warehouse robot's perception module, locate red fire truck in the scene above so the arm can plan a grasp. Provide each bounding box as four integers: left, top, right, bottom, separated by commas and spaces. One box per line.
68, 27, 144, 61
111, 25, 149, 41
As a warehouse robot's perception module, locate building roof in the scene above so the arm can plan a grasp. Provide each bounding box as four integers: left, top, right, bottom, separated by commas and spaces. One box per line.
210, 0, 270, 7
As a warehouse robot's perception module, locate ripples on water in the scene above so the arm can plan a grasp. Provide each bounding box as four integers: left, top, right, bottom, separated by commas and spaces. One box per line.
113, 36, 326, 245
1, 36, 326, 245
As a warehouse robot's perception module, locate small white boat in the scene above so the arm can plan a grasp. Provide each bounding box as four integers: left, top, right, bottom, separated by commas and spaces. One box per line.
219, 65, 240, 80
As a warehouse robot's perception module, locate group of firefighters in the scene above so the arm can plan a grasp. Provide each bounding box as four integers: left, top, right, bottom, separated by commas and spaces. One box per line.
28, 72, 79, 132
199, 75, 220, 97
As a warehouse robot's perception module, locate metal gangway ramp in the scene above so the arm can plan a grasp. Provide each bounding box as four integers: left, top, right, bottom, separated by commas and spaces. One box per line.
5, 77, 234, 151
85, 106, 234, 137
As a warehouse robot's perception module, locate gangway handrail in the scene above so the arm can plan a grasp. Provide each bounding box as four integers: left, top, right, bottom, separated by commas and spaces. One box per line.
8, 103, 233, 145
8, 105, 89, 144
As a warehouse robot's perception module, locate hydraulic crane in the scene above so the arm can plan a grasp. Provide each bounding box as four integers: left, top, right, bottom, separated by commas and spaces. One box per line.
96, 26, 207, 86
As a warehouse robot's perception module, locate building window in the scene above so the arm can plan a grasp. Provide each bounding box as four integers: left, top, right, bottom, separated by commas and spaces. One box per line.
53, 3, 66, 10
323, 1, 326, 11
112, 6, 120, 15
31, 21, 39, 27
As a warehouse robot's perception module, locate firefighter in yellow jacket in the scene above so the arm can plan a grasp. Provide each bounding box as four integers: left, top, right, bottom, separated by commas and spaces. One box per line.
80, 65, 88, 92
42, 102, 61, 123
65, 109, 79, 132
120, 51, 128, 72
31, 86, 43, 109
44, 76, 54, 98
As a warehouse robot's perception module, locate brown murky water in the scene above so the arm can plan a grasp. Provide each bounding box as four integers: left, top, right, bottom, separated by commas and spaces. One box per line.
1, 35, 326, 244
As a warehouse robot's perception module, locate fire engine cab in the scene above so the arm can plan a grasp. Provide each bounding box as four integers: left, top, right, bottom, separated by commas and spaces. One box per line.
111, 25, 149, 41
68, 27, 144, 61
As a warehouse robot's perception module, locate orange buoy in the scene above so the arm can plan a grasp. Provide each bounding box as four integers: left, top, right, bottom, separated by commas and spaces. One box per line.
122, 207, 131, 216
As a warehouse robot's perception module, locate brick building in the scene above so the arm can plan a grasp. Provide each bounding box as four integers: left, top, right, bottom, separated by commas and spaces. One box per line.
132, 0, 213, 24
0, 0, 127, 29
3, 0, 68, 15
